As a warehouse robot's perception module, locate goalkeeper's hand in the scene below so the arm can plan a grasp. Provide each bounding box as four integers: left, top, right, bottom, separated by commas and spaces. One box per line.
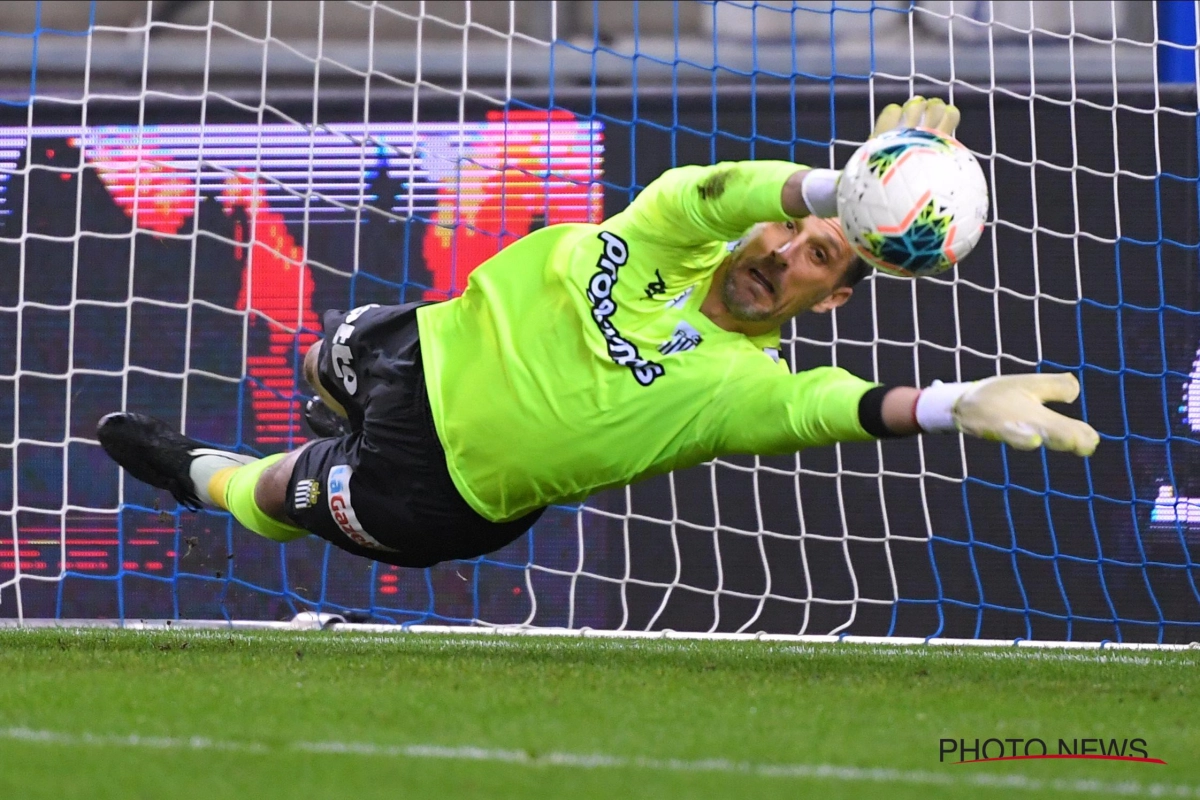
800, 95, 961, 218
870, 95, 961, 139
916, 373, 1099, 457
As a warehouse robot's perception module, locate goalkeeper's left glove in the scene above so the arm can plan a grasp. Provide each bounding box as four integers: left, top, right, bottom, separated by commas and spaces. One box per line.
915, 373, 1099, 457
802, 95, 962, 219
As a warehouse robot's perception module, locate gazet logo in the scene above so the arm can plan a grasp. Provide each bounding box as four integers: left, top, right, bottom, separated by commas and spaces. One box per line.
939, 737, 1162, 765
327, 465, 395, 552
327, 468, 357, 535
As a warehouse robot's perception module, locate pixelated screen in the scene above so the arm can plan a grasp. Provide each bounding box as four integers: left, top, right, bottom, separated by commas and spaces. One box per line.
0, 111, 610, 624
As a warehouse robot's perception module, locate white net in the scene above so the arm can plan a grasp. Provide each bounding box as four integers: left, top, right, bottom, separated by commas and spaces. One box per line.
2, 1, 1197, 643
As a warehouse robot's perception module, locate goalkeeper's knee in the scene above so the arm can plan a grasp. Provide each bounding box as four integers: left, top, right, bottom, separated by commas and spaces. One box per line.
303, 340, 349, 420
209, 454, 309, 543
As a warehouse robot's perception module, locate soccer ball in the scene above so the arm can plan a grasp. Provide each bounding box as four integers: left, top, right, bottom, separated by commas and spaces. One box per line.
836, 128, 989, 278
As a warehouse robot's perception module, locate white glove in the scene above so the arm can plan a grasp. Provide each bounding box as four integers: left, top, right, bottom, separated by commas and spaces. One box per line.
803, 96, 963, 219
916, 373, 1099, 457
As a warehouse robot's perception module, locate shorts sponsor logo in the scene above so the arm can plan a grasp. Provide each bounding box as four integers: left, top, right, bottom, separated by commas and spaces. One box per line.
658, 320, 702, 355
586, 231, 665, 386
292, 479, 320, 510
327, 464, 396, 552
329, 303, 379, 396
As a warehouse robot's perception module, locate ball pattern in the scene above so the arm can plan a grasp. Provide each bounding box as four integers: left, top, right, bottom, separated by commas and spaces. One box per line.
836, 128, 989, 278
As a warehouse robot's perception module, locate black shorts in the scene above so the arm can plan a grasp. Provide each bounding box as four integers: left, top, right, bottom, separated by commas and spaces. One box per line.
284, 302, 545, 568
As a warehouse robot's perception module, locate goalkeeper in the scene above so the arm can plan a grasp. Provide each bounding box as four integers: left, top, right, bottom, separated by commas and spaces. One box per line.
98, 98, 1099, 568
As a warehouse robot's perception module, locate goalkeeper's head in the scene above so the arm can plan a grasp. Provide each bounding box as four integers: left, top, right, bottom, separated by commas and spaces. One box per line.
716, 216, 869, 334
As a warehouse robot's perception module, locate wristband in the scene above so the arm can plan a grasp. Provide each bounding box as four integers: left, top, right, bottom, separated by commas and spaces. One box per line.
915, 380, 974, 433
800, 168, 840, 218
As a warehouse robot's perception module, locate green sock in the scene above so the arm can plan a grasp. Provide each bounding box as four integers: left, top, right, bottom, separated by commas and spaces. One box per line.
221, 453, 310, 543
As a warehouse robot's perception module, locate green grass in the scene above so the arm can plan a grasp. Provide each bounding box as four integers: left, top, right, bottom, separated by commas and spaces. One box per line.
0, 630, 1197, 799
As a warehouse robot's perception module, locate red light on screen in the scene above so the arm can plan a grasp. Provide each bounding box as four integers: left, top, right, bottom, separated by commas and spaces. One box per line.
227, 176, 318, 447
7, 517, 183, 578
62, 561, 108, 571
90, 149, 199, 235
422, 110, 602, 301
379, 585, 399, 595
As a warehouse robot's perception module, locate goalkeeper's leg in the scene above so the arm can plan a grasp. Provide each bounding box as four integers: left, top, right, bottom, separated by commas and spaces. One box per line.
99, 302, 545, 568
95, 315, 364, 544
98, 308, 373, 544
95, 411, 424, 563
96, 412, 311, 543
96, 304, 382, 546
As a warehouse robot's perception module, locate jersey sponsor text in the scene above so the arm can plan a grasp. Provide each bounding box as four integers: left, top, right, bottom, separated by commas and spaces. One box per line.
586, 231, 665, 386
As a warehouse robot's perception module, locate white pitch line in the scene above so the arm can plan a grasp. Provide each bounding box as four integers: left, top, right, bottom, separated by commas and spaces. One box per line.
772, 645, 1191, 668
1, 727, 1196, 797
1, 727, 268, 753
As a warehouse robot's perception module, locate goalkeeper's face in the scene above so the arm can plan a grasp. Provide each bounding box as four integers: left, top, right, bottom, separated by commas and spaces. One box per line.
720, 216, 855, 329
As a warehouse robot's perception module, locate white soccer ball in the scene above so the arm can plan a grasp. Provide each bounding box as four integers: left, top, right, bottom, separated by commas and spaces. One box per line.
835, 128, 989, 278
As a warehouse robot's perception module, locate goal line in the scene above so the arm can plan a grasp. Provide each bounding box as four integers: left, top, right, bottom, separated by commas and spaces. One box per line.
2, 615, 1195, 653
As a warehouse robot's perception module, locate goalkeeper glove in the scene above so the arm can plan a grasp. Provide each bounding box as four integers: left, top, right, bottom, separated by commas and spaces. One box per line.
915, 373, 1099, 457
869, 95, 961, 139
802, 96, 962, 219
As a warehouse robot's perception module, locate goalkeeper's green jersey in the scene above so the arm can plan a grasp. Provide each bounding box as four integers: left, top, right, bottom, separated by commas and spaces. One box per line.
417, 160, 877, 522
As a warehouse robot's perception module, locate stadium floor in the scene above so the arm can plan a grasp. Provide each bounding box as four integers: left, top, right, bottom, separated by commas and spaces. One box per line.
0, 630, 1196, 799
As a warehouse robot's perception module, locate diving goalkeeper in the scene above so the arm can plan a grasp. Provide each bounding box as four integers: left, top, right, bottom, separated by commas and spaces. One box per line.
98, 98, 1099, 568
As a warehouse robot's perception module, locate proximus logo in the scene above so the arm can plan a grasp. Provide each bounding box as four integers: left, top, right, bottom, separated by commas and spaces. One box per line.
586, 231, 665, 387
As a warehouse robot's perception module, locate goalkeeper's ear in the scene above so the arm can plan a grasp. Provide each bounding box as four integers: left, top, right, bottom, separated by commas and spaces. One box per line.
810, 286, 853, 314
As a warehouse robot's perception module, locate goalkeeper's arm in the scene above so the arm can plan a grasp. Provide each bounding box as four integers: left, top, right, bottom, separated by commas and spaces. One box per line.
873, 374, 1099, 456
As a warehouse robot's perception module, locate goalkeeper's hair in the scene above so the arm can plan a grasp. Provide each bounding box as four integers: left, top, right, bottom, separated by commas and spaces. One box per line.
839, 254, 872, 289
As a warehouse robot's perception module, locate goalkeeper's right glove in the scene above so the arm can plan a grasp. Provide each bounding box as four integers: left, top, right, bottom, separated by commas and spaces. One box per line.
802, 96, 962, 218
915, 373, 1099, 457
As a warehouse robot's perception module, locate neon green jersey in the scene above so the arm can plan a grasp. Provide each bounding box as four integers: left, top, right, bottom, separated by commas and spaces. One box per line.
417, 160, 877, 522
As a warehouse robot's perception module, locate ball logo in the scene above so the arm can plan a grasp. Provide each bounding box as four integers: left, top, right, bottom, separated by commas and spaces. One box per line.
326, 464, 396, 552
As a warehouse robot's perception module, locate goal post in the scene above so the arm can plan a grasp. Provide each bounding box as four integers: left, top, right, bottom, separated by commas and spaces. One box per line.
1, 0, 1197, 645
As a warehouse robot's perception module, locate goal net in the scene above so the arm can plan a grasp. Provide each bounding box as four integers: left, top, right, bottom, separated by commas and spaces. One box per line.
2, 1, 1197, 644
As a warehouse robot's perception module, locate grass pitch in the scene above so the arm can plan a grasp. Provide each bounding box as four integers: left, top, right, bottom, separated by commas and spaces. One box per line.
0, 630, 1197, 799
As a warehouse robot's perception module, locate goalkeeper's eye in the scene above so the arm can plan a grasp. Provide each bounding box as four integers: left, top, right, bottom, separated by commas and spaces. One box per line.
784, 221, 796, 232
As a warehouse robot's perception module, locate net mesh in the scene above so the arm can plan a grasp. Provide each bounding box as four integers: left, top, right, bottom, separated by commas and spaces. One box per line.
1, 1, 1198, 643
